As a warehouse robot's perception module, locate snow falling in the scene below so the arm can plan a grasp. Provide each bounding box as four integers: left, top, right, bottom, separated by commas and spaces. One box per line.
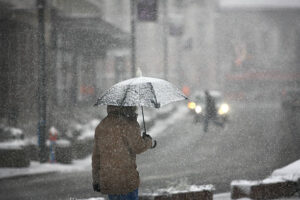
0, 0, 300, 200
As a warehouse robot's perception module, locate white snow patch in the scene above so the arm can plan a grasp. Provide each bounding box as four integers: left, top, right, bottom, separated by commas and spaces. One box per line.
8, 127, 23, 136
49, 126, 58, 134
46, 139, 71, 147
231, 176, 295, 187
214, 192, 300, 200
156, 184, 214, 195
219, 0, 300, 9
214, 193, 233, 200
272, 159, 300, 179
142, 178, 214, 196
0, 156, 92, 179
142, 184, 214, 196
0, 140, 28, 149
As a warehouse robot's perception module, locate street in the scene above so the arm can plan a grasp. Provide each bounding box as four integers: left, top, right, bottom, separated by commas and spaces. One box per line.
0, 102, 299, 200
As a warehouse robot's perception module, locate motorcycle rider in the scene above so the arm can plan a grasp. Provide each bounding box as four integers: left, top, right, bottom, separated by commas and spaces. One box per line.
204, 90, 217, 132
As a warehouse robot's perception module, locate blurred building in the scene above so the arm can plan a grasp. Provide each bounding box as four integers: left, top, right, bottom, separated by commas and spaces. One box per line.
0, 0, 42, 132
174, 0, 218, 91
216, 0, 300, 101
2, 0, 300, 138
0, 0, 129, 136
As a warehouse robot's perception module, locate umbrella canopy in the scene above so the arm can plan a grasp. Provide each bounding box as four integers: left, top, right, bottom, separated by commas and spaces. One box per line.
94, 77, 188, 108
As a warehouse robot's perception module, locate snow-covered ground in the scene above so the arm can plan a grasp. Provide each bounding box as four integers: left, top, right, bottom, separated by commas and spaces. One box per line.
0, 156, 92, 179
272, 159, 300, 178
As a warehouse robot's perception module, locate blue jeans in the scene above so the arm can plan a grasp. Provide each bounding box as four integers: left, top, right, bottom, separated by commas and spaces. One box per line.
108, 189, 138, 200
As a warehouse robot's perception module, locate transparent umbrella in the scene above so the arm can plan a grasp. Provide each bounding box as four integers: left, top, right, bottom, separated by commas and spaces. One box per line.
94, 76, 188, 134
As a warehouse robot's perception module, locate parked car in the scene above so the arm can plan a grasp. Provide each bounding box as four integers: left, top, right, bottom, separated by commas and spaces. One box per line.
187, 90, 230, 125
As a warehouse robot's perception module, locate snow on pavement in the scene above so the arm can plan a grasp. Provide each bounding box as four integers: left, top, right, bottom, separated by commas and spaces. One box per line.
0, 155, 92, 179
214, 192, 300, 200
272, 159, 300, 178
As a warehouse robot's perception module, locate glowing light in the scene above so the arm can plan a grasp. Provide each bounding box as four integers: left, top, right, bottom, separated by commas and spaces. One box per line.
188, 102, 196, 109
195, 105, 202, 114
218, 103, 229, 115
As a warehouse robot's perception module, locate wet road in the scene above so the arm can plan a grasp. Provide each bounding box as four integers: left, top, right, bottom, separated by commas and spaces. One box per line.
0, 102, 299, 200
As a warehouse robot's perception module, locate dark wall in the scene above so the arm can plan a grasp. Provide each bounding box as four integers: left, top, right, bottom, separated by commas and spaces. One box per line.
0, 17, 39, 133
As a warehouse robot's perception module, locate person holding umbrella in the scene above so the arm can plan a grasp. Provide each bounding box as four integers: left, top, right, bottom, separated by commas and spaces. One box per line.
92, 76, 187, 199
92, 105, 154, 200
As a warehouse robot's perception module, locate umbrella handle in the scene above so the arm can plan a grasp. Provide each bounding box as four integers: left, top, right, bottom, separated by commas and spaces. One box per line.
141, 106, 146, 134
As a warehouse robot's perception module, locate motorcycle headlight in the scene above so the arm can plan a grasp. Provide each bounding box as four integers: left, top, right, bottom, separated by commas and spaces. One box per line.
195, 105, 202, 114
218, 103, 229, 115
188, 102, 196, 110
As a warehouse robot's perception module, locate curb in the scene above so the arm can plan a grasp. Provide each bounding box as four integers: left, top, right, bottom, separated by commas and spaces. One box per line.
231, 178, 300, 199
0, 171, 56, 181
140, 190, 213, 200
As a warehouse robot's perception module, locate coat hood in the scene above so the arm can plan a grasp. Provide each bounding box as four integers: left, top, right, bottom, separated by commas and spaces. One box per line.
107, 105, 138, 120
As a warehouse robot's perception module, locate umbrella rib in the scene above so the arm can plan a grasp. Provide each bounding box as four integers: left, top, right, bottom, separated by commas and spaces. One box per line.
94, 90, 108, 106
120, 78, 136, 106
120, 85, 131, 106
148, 82, 160, 108
94, 76, 187, 107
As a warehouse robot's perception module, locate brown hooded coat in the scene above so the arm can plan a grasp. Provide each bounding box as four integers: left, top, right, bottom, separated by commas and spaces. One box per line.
92, 106, 152, 195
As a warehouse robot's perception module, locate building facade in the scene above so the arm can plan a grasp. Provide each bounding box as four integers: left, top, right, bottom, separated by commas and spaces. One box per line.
216, 0, 300, 101
0, 0, 129, 136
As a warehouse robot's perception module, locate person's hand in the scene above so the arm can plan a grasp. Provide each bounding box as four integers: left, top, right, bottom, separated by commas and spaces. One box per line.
93, 183, 101, 192
142, 132, 152, 139
151, 140, 157, 149
142, 132, 156, 148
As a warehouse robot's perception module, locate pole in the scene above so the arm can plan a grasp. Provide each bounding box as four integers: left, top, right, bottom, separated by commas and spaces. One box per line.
130, 0, 136, 78
37, 0, 48, 163
163, 0, 168, 80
